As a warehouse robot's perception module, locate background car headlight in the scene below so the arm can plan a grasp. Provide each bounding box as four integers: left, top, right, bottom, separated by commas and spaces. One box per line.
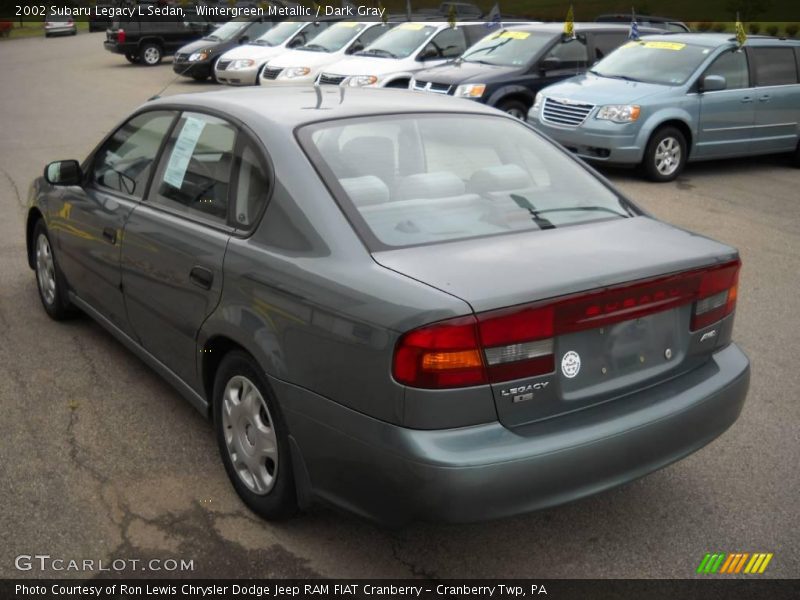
596, 104, 641, 123
454, 84, 486, 98
189, 51, 210, 62
228, 59, 255, 70
283, 67, 311, 79
347, 75, 378, 87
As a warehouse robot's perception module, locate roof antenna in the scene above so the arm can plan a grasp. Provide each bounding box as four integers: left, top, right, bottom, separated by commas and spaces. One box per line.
148, 63, 199, 101
314, 82, 323, 108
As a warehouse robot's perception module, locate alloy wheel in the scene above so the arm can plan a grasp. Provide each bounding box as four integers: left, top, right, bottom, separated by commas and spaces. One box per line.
654, 136, 682, 176
35, 233, 56, 306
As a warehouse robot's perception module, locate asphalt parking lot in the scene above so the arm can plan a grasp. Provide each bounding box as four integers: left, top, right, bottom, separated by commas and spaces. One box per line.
1, 31, 798, 580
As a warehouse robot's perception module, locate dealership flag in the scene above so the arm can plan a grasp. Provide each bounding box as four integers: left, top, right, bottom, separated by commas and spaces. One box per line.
564, 5, 575, 38
486, 3, 502, 27
406, 0, 412, 20
628, 9, 640, 40
735, 13, 747, 46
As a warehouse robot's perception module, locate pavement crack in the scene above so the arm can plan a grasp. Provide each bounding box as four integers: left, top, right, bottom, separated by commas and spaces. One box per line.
390, 535, 439, 580
0, 165, 24, 210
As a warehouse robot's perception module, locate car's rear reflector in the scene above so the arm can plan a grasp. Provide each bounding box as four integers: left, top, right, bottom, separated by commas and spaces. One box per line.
393, 260, 740, 389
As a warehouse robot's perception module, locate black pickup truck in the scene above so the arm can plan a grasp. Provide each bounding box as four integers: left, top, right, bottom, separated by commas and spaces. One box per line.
103, 5, 216, 66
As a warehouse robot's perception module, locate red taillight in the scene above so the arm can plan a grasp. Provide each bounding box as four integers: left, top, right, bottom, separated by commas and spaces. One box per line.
117, 29, 126, 43
393, 260, 740, 389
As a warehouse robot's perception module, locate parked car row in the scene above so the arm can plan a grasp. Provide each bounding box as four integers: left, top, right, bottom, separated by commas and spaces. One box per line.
99, 13, 800, 182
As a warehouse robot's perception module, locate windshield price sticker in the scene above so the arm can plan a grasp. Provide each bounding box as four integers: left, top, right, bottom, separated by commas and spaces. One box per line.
400, 23, 426, 30
624, 40, 686, 51
338, 22, 359, 28
497, 31, 531, 40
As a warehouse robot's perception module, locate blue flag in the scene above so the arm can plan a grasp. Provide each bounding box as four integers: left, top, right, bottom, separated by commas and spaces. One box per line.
628, 11, 640, 40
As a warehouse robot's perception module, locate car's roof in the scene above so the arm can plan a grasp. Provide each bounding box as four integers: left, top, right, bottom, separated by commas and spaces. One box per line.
639, 32, 800, 47
503, 22, 660, 32
147, 86, 501, 129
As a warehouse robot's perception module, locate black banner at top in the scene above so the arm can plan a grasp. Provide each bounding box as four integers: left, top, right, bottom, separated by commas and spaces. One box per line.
1, 1, 800, 24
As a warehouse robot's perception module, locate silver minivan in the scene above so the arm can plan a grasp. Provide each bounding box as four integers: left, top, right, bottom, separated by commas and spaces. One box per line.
528, 34, 800, 181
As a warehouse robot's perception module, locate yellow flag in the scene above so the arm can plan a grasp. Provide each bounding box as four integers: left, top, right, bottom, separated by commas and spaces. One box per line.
564, 5, 575, 38
448, 4, 457, 28
735, 14, 747, 46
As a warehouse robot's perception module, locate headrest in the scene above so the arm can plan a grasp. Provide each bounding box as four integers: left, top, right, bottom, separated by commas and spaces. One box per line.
395, 171, 465, 201
339, 175, 390, 207
468, 164, 533, 195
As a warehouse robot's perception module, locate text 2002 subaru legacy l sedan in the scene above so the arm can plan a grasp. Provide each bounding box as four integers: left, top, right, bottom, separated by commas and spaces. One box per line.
26, 87, 749, 525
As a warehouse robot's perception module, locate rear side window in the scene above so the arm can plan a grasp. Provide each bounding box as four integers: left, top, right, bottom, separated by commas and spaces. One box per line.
301, 115, 632, 249
149, 113, 237, 225
750, 47, 799, 86
704, 49, 750, 89
92, 111, 176, 199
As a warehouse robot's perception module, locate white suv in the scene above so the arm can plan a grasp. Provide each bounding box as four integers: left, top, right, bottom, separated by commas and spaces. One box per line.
260, 21, 396, 86
317, 21, 500, 88
215, 20, 338, 86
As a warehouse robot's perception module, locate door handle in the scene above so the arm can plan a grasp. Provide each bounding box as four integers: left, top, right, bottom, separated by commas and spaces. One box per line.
740, 96, 753, 103
102, 227, 117, 244
758, 95, 770, 102
189, 266, 214, 290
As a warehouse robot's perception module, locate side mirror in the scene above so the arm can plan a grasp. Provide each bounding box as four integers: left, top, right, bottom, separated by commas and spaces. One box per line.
288, 37, 303, 48
701, 74, 726, 92
347, 42, 364, 55
417, 47, 439, 61
44, 160, 82, 186
539, 56, 561, 72
238, 35, 249, 44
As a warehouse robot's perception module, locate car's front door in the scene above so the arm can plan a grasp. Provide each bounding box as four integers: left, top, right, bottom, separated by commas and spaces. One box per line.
695, 48, 755, 159
120, 112, 244, 388
748, 45, 800, 154
53, 110, 177, 331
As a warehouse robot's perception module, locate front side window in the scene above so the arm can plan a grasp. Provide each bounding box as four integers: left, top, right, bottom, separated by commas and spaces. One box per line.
703, 49, 749, 90
301, 115, 632, 249
591, 40, 712, 85
421, 27, 467, 60
92, 111, 176, 199
149, 113, 237, 224
592, 32, 626, 60
750, 47, 799, 86
543, 36, 588, 69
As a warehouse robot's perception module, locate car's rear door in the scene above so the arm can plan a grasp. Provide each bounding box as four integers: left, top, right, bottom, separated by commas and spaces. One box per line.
53, 110, 177, 332
120, 111, 240, 388
748, 45, 800, 154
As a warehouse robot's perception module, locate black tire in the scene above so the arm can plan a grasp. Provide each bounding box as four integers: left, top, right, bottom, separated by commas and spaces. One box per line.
32, 220, 76, 321
192, 73, 208, 82
124, 53, 139, 64
642, 126, 687, 182
139, 42, 162, 66
497, 98, 529, 120
213, 350, 297, 520
793, 141, 800, 168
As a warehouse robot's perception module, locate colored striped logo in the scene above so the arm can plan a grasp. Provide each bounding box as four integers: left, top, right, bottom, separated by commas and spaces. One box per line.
697, 552, 773, 574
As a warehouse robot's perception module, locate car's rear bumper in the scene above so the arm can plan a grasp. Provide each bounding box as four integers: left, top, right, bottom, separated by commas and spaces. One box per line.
275, 343, 749, 525
103, 41, 125, 55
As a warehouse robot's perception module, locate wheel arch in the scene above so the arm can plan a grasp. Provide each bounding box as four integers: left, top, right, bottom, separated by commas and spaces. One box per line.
26, 207, 44, 269
643, 116, 695, 159
487, 85, 535, 109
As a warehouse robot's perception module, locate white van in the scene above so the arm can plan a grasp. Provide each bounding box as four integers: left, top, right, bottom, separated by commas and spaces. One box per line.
317, 21, 500, 88
215, 20, 339, 86
260, 21, 396, 85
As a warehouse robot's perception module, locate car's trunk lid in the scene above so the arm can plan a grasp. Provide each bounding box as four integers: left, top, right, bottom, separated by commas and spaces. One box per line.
374, 216, 739, 426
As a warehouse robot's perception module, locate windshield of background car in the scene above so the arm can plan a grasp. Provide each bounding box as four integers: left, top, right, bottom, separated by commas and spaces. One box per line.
255, 21, 305, 46
591, 39, 712, 85
206, 20, 248, 41
462, 29, 554, 67
357, 23, 437, 58
300, 22, 367, 52
301, 114, 633, 249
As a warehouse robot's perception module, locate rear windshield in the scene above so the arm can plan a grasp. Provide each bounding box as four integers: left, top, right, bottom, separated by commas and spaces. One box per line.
357, 23, 437, 59
301, 114, 633, 249
591, 39, 712, 85
300, 22, 367, 53
462, 29, 555, 67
